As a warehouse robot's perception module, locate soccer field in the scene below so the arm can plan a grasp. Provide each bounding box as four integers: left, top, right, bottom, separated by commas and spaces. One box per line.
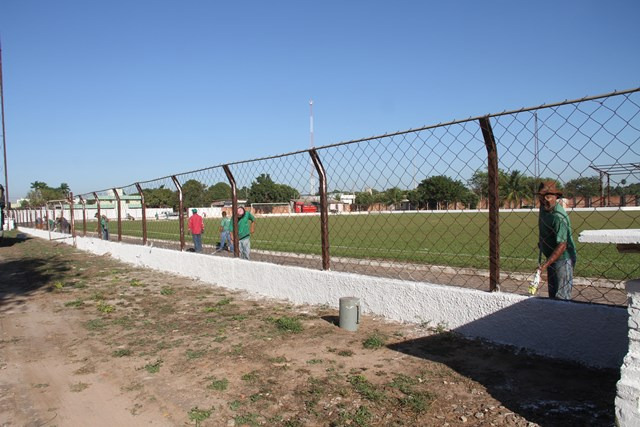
77, 210, 640, 281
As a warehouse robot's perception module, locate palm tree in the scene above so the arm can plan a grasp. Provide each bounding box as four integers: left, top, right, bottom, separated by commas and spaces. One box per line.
502, 170, 529, 208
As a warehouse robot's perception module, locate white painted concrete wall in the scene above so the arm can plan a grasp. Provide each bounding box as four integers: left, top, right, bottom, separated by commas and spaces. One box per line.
616, 279, 640, 426
20, 227, 628, 370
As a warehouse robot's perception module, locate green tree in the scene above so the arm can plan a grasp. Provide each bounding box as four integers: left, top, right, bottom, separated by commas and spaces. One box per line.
204, 182, 232, 202
181, 179, 206, 208
502, 170, 529, 208
247, 174, 299, 204
381, 187, 406, 208
414, 175, 472, 210
144, 187, 178, 209
564, 176, 600, 198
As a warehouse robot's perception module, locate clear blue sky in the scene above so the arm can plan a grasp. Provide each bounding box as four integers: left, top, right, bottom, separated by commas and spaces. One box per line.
1, 0, 638, 201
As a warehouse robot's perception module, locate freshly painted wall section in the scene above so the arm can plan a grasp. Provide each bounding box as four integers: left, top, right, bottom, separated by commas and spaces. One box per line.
20, 227, 628, 370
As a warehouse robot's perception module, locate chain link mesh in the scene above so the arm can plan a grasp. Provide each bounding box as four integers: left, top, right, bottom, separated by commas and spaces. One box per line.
12, 89, 640, 306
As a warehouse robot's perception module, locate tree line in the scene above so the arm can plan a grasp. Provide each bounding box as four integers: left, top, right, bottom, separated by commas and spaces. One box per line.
20, 171, 640, 210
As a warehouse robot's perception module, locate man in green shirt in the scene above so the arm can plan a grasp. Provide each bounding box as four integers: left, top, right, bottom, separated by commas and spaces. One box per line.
537, 181, 576, 300
230, 207, 255, 260
218, 211, 233, 252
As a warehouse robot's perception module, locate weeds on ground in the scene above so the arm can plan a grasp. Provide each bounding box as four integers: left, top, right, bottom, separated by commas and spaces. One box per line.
234, 412, 260, 426
130, 279, 144, 287
97, 301, 115, 313
362, 331, 386, 349
112, 349, 132, 357
274, 316, 303, 333
188, 406, 212, 426
207, 377, 229, 391
64, 299, 84, 308
85, 319, 106, 330
349, 375, 385, 402
69, 382, 90, 392
160, 287, 174, 296
144, 359, 163, 374
241, 371, 259, 383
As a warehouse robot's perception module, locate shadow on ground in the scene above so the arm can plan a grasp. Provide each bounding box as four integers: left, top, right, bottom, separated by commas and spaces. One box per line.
388, 333, 618, 427
0, 233, 72, 311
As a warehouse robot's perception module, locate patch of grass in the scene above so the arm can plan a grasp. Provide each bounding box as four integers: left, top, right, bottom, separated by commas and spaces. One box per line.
69, 382, 90, 392
307, 358, 324, 365
85, 318, 106, 330
144, 359, 163, 374
97, 301, 115, 313
216, 297, 233, 306
207, 377, 229, 391
72, 282, 87, 289
112, 349, 132, 357
241, 371, 259, 383
160, 287, 174, 296
362, 331, 386, 350
186, 349, 205, 360
231, 314, 248, 321
64, 299, 84, 308
433, 322, 449, 333
338, 350, 354, 357
338, 405, 372, 427
348, 375, 385, 402
203, 306, 220, 313
390, 374, 433, 413
91, 292, 105, 301
274, 316, 303, 333
113, 316, 134, 329
53, 281, 65, 290
234, 413, 260, 426
229, 400, 244, 411
188, 406, 212, 426
129, 279, 144, 287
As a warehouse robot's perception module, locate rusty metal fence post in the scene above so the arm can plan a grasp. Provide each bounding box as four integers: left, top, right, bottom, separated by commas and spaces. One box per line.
309, 149, 330, 270
479, 117, 500, 292
223, 165, 239, 258
78, 195, 87, 236
93, 192, 101, 235
171, 176, 185, 251
113, 188, 122, 242
135, 183, 148, 245
69, 192, 75, 238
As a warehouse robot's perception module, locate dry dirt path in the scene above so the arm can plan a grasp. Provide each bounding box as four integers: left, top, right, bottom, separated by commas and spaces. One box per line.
0, 231, 619, 426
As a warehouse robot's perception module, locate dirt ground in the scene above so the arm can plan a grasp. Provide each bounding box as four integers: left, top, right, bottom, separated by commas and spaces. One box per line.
0, 231, 618, 426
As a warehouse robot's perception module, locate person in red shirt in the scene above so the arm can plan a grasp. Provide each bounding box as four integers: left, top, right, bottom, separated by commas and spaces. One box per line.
188, 208, 205, 253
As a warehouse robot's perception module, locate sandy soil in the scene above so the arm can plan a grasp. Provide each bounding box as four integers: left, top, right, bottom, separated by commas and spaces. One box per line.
0, 231, 618, 426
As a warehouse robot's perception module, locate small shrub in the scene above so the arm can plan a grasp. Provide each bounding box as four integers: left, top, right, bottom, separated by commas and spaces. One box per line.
274, 316, 303, 333
129, 279, 144, 287
160, 287, 174, 296
338, 350, 354, 357
216, 297, 233, 306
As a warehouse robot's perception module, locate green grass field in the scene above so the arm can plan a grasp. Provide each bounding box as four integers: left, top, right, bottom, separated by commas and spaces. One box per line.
75, 210, 640, 281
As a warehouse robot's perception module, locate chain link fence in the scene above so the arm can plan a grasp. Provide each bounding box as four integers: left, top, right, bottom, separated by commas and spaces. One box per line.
12, 88, 640, 306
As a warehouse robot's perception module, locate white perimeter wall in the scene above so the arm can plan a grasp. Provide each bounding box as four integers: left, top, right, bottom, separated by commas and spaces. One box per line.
616, 279, 640, 426
20, 227, 628, 370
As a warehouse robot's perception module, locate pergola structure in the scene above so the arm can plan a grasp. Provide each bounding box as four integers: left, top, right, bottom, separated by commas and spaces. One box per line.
589, 163, 640, 206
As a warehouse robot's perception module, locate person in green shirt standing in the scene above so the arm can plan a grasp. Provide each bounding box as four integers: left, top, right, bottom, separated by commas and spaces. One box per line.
218, 210, 233, 252
230, 207, 255, 260
537, 181, 577, 300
